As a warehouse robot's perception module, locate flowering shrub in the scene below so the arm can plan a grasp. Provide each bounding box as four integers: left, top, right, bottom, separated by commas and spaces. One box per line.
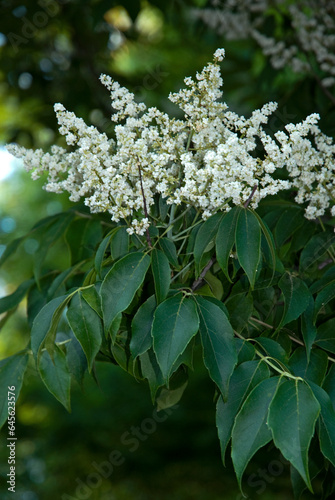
2, 49, 335, 497
194, 0, 335, 95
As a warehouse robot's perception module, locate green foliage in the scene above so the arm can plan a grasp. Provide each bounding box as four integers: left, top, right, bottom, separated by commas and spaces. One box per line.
2, 2, 335, 496
0, 352, 29, 428
2, 194, 335, 497
152, 293, 199, 382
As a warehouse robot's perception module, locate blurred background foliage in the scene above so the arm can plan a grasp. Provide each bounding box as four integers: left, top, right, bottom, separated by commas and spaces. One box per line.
0, 0, 333, 498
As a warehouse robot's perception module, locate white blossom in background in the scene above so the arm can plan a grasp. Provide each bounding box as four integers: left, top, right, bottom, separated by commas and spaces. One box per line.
193, 0, 335, 89
7, 49, 335, 233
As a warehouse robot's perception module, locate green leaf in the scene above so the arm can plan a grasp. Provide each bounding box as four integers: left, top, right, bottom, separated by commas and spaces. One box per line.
255, 337, 289, 367
111, 342, 138, 377
151, 249, 171, 304
0, 310, 16, 331
94, 228, 117, 278
152, 293, 199, 382
323, 364, 335, 409
277, 274, 310, 330
130, 295, 156, 359
309, 267, 335, 294
0, 278, 34, 315
81, 286, 103, 318
231, 376, 280, 489
186, 224, 201, 255
235, 208, 261, 289
203, 296, 229, 318
171, 337, 195, 374
156, 367, 188, 411
31, 294, 70, 360
66, 331, 88, 386
301, 297, 317, 362
300, 232, 335, 273
38, 347, 71, 411
309, 382, 335, 467
65, 217, 102, 265
194, 212, 223, 274
289, 348, 328, 386
314, 282, 335, 320
225, 293, 253, 332
290, 455, 323, 500
100, 252, 150, 332
253, 211, 277, 282
66, 292, 103, 372
290, 220, 316, 253
140, 349, 164, 402
159, 238, 179, 268
216, 360, 269, 464
196, 296, 237, 399
268, 379, 321, 491
0, 236, 25, 269
34, 211, 75, 283
216, 207, 241, 282
110, 226, 129, 260
159, 196, 169, 221
315, 319, 335, 354
27, 273, 58, 327
0, 352, 29, 429
47, 263, 84, 301
203, 271, 224, 300
274, 207, 304, 247
110, 313, 122, 342
235, 339, 256, 364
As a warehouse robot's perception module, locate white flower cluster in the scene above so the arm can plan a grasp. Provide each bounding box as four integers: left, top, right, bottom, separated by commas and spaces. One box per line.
7, 50, 335, 232
193, 0, 335, 88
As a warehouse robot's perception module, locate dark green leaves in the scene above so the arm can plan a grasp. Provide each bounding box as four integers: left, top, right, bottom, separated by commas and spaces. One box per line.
216, 207, 241, 281
289, 348, 328, 386
151, 249, 171, 303
300, 233, 335, 273
34, 211, 75, 282
235, 209, 261, 289
216, 360, 269, 463
31, 294, 70, 360
194, 212, 223, 273
274, 206, 304, 247
277, 273, 310, 329
314, 282, 335, 319
0, 352, 29, 429
231, 376, 280, 488
66, 217, 102, 265
315, 319, 335, 354
67, 291, 103, 372
130, 295, 156, 359
301, 297, 317, 362
268, 379, 320, 491
309, 383, 335, 467
39, 347, 71, 411
152, 293, 199, 381
100, 252, 150, 332
196, 296, 237, 399
159, 238, 179, 267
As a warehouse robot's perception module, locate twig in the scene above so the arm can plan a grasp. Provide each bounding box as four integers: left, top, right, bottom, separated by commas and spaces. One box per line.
191, 256, 216, 291
249, 317, 335, 363
318, 258, 333, 270
243, 184, 258, 208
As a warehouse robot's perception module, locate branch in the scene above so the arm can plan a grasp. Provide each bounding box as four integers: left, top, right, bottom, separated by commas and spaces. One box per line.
191, 256, 216, 291
243, 184, 258, 208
